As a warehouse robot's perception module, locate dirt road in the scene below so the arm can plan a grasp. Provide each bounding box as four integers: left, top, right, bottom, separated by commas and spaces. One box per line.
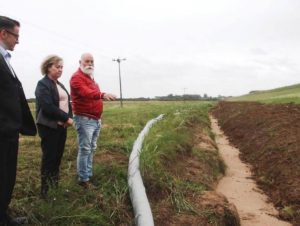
211, 116, 291, 226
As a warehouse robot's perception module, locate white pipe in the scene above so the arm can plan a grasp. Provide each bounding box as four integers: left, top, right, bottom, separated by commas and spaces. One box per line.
128, 114, 164, 226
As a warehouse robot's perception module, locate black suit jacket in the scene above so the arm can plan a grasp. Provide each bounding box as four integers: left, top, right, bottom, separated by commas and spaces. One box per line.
35, 75, 72, 129
0, 54, 37, 138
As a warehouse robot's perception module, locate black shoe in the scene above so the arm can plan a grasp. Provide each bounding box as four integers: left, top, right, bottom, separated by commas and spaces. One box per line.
78, 181, 96, 189
6, 216, 27, 226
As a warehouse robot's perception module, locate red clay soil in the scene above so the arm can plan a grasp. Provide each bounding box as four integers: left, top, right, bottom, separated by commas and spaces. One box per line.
212, 101, 300, 226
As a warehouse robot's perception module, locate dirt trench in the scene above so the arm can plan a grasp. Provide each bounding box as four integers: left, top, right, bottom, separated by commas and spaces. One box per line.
211, 116, 292, 226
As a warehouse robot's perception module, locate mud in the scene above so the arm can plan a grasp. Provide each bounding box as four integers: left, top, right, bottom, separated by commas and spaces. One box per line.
212, 102, 300, 226
211, 116, 291, 226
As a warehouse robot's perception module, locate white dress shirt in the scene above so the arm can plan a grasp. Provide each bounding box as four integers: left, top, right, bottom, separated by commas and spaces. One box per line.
0, 45, 16, 77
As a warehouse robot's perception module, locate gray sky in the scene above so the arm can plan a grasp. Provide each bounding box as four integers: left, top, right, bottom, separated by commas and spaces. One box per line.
1, 0, 300, 98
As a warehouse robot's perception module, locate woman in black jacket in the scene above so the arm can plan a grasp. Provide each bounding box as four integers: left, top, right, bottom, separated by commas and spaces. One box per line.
35, 55, 73, 198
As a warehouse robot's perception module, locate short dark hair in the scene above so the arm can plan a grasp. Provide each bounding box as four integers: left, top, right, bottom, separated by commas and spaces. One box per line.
0, 16, 20, 30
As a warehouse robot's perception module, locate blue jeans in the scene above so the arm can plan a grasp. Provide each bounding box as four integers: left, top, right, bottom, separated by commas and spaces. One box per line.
74, 115, 101, 182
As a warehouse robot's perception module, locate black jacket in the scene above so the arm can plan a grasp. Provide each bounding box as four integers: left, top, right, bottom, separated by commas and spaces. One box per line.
0, 54, 36, 138
35, 75, 72, 129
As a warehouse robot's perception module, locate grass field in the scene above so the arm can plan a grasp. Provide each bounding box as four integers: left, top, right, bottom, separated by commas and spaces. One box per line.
227, 83, 300, 104
12, 100, 228, 226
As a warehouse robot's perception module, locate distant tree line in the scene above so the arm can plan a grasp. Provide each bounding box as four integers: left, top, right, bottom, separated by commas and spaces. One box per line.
27, 94, 227, 102
154, 94, 218, 101
122, 94, 226, 101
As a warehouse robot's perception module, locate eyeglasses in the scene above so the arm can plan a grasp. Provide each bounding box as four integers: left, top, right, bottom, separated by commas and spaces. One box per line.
5, 29, 19, 40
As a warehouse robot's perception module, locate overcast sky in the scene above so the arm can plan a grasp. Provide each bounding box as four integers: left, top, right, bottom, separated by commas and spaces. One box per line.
1, 0, 300, 98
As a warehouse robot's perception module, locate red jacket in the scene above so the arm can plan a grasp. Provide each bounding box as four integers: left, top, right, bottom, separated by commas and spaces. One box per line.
70, 68, 105, 119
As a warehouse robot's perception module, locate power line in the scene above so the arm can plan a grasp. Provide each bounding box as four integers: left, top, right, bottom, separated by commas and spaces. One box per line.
21, 19, 112, 60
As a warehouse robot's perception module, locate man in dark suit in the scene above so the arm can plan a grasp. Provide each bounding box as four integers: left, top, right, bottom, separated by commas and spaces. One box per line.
0, 16, 37, 226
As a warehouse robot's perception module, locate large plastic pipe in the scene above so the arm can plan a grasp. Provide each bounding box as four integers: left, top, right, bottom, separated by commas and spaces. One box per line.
128, 114, 164, 226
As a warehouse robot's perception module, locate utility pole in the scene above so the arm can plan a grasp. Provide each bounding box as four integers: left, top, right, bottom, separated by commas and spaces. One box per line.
112, 57, 126, 108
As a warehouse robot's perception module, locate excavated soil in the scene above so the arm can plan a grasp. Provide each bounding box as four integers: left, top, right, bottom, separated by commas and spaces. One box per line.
149, 126, 240, 226
96, 123, 240, 226
212, 102, 300, 226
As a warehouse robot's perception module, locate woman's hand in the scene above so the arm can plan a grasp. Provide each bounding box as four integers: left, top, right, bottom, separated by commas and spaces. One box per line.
64, 118, 73, 128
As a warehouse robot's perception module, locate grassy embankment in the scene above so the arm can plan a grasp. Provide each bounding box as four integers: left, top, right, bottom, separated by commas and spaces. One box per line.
227, 83, 300, 104
13, 101, 225, 226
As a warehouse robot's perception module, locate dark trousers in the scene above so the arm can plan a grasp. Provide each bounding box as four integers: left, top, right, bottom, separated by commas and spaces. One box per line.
0, 136, 19, 222
37, 125, 67, 195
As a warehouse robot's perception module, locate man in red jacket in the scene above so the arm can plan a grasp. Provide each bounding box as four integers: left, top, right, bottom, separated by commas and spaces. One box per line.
70, 53, 115, 188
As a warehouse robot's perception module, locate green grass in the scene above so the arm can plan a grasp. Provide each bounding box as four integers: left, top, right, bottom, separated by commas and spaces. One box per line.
13, 100, 223, 225
140, 102, 225, 215
227, 83, 300, 104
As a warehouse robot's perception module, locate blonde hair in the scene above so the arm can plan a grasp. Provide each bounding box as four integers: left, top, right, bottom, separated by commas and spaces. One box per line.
40, 55, 63, 75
